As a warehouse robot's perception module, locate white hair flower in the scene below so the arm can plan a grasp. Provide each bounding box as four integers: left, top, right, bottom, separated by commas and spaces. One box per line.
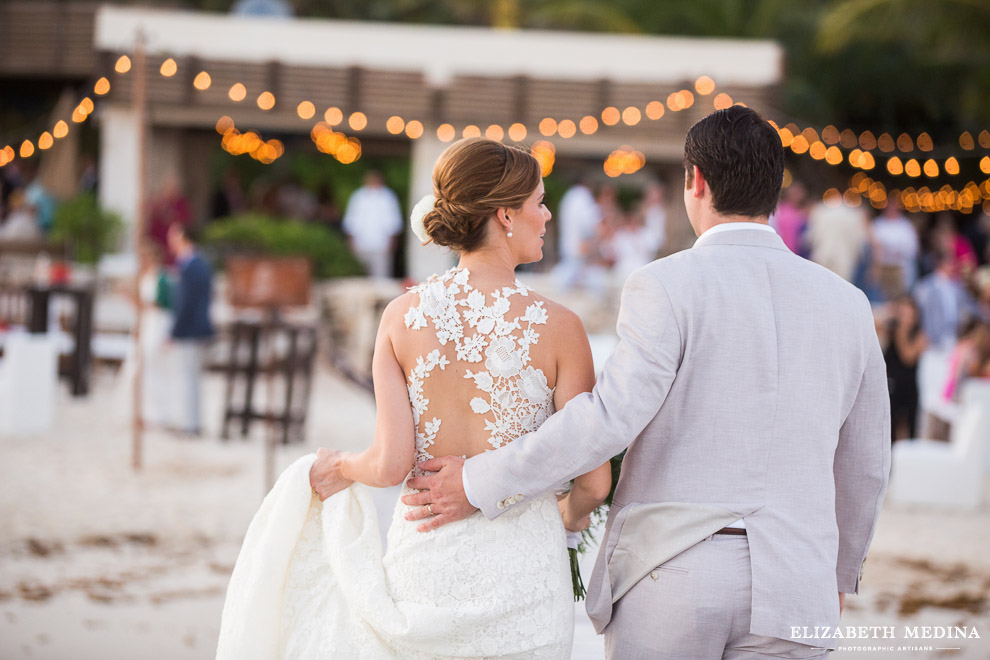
410, 193, 436, 245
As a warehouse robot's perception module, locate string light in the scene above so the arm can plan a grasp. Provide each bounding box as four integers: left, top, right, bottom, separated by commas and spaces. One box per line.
15, 53, 990, 188
713, 93, 733, 110
579, 116, 599, 134
386, 115, 405, 134
507, 123, 527, 141
19, 140, 35, 158
437, 124, 456, 142
645, 102, 664, 121
193, 71, 212, 91
297, 101, 316, 120
228, 83, 247, 102
622, 106, 642, 126
159, 58, 178, 77
601, 107, 620, 126
603, 145, 645, 177
216, 116, 234, 134
531, 141, 555, 177
324, 107, 343, 126
257, 91, 276, 111
695, 76, 715, 95
348, 112, 367, 131
405, 120, 424, 139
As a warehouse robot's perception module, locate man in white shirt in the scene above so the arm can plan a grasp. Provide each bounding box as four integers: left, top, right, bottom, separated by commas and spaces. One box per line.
871, 205, 920, 298
342, 170, 403, 279
806, 191, 869, 283
553, 179, 602, 290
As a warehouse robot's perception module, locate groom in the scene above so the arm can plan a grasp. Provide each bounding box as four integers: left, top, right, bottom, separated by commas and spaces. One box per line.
400, 106, 891, 658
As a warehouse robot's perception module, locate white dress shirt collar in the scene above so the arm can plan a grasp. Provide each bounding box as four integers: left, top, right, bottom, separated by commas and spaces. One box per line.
693, 221, 777, 248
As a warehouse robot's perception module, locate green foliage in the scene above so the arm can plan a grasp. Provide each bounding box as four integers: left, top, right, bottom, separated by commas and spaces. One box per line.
51, 193, 123, 264
203, 214, 364, 279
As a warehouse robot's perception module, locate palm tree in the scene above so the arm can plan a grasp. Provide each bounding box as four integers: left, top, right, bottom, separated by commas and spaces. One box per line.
817, 0, 990, 123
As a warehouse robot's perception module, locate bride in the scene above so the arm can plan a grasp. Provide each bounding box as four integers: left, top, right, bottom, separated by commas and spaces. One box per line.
216, 137, 612, 660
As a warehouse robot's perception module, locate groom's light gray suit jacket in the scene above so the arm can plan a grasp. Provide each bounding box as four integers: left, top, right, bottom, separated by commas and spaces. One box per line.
463, 228, 891, 647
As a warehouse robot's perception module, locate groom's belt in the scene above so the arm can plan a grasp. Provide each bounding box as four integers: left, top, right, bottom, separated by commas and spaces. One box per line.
713, 527, 747, 536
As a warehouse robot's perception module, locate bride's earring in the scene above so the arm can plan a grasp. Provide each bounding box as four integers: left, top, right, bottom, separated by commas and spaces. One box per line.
506, 222, 513, 238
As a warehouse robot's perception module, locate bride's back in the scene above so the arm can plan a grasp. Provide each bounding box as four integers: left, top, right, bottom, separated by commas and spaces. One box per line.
391, 267, 560, 463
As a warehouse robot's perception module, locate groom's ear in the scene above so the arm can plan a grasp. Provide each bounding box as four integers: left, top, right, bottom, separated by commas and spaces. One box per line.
690, 166, 707, 199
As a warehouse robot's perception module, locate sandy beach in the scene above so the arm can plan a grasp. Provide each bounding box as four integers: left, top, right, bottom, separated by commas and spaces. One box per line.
1, 364, 988, 660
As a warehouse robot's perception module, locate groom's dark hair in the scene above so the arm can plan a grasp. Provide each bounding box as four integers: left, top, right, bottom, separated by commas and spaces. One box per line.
683, 106, 784, 218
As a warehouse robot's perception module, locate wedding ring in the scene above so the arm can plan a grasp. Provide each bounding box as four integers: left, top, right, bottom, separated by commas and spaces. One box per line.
427, 504, 435, 516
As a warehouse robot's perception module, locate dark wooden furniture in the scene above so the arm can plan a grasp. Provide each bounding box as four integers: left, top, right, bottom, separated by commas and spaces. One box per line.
221, 318, 317, 445
25, 284, 95, 397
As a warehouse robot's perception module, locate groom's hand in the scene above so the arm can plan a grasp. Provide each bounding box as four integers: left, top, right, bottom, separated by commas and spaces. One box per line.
401, 456, 477, 532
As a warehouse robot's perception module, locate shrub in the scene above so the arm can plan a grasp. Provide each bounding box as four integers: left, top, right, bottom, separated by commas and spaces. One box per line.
51, 194, 124, 264
203, 214, 364, 279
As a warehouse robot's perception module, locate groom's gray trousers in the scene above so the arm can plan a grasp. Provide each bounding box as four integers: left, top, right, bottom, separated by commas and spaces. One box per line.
604, 533, 830, 660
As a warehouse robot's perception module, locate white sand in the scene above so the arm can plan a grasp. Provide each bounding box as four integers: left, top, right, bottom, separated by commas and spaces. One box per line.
1, 366, 988, 659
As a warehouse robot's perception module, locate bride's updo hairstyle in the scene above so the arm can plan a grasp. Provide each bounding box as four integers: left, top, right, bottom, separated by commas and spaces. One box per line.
422, 138, 541, 253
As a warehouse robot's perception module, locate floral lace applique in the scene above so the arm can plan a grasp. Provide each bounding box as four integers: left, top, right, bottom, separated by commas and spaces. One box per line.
404, 268, 555, 457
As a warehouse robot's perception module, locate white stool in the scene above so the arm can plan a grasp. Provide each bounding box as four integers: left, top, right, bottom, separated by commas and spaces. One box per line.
0, 331, 58, 436
888, 380, 990, 510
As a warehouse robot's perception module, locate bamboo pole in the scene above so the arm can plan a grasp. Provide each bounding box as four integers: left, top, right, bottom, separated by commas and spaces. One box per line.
131, 32, 148, 471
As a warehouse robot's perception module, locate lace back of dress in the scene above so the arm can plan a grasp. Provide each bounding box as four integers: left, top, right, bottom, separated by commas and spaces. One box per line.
403, 268, 555, 472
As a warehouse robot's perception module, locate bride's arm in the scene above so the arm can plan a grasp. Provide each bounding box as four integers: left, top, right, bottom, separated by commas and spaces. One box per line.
340, 300, 416, 487
552, 309, 612, 531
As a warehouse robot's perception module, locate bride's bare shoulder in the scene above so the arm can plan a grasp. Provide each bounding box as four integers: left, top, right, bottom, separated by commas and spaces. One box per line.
527, 292, 588, 347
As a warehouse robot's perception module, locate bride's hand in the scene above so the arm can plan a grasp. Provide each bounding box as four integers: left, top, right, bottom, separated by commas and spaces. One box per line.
310, 448, 354, 501
558, 497, 591, 533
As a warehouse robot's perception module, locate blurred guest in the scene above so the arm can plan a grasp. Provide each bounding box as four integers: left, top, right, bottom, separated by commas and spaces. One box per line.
880, 295, 927, 442
553, 177, 601, 290
0, 190, 41, 241
771, 181, 808, 256
167, 223, 214, 436
210, 168, 246, 220
806, 189, 868, 282
610, 214, 655, 283
78, 154, 99, 194
975, 266, 990, 322
342, 170, 402, 278
149, 175, 192, 265
932, 213, 978, 281
871, 204, 919, 300
913, 254, 975, 350
123, 242, 175, 428
943, 320, 990, 406
23, 167, 56, 234
639, 181, 667, 257
314, 184, 343, 234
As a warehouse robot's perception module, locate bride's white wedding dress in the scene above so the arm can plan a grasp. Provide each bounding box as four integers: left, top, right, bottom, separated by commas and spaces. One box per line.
216, 268, 573, 660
